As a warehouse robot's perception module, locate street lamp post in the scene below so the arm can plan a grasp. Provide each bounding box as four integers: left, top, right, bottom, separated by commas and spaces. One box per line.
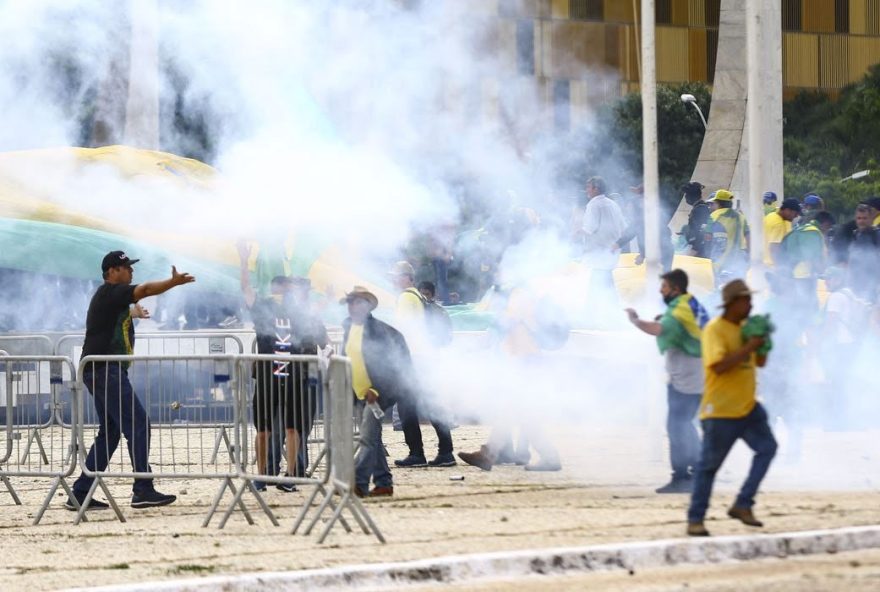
680, 94, 708, 129
841, 170, 870, 182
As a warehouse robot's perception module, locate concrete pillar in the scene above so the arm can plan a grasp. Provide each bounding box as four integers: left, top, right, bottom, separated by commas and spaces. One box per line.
672, 0, 783, 250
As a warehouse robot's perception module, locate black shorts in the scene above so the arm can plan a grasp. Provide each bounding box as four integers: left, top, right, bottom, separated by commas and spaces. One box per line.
251, 363, 317, 434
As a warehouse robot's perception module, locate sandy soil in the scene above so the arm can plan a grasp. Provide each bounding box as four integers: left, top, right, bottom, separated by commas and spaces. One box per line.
0, 424, 878, 591
410, 548, 880, 592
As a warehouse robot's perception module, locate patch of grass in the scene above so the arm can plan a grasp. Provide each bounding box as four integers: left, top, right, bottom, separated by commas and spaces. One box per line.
169, 564, 215, 575
108, 563, 130, 570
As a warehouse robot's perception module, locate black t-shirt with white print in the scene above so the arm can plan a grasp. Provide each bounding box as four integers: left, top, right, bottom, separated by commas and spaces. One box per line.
250, 296, 328, 380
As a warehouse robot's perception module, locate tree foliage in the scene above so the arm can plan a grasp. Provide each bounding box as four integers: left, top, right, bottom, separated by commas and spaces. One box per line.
783, 64, 880, 219
575, 82, 711, 215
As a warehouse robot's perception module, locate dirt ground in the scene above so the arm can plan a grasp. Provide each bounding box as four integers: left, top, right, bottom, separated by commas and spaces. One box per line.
410, 548, 880, 592
0, 424, 878, 592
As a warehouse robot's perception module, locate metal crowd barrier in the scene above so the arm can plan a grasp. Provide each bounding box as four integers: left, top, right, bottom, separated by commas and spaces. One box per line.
0, 334, 54, 356
0, 356, 79, 524
66, 353, 381, 543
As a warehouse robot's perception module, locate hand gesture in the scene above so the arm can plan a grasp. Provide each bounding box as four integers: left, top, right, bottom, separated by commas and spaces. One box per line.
132, 304, 151, 319
171, 266, 196, 286
624, 308, 639, 323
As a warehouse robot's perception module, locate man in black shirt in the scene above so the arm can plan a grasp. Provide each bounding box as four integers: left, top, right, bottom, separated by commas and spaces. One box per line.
69, 251, 195, 511
682, 182, 710, 258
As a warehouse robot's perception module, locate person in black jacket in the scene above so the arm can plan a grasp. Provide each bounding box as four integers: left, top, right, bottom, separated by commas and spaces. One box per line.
340, 286, 418, 498
682, 182, 710, 258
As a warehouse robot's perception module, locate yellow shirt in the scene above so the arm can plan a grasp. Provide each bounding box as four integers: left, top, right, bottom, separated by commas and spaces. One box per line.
501, 288, 540, 358
395, 288, 426, 350
700, 316, 756, 419
874, 213, 880, 227
345, 324, 373, 400
395, 289, 425, 320
763, 210, 791, 267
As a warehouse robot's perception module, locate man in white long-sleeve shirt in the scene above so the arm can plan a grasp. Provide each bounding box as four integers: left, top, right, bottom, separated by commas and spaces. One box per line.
581, 176, 627, 322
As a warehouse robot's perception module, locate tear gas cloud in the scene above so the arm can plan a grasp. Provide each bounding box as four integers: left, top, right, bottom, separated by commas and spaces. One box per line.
0, 0, 875, 490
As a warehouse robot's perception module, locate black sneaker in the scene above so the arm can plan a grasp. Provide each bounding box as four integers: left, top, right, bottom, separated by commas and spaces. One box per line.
276, 475, 298, 492
64, 492, 109, 511
394, 454, 428, 468
427, 453, 457, 467
131, 490, 177, 508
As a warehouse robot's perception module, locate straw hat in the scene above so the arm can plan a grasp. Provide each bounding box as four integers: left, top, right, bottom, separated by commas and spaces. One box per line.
719, 279, 756, 307
339, 286, 379, 311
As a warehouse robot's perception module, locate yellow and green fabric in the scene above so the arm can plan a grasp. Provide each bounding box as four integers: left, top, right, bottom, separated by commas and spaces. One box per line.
780, 220, 827, 279
657, 293, 709, 357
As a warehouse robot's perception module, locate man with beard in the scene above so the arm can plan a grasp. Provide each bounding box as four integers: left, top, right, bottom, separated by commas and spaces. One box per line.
626, 269, 708, 493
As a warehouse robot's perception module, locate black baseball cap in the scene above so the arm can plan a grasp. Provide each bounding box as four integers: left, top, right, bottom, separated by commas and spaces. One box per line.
101, 251, 140, 273
779, 198, 802, 213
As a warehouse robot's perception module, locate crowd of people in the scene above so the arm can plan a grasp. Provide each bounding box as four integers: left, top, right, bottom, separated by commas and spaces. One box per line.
67, 177, 880, 537
626, 181, 880, 535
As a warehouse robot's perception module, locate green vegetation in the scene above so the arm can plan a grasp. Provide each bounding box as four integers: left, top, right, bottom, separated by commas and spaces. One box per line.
575, 81, 712, 216
590, 65, 880, 222
169, 564, 216, 575
783, 64, 880, 219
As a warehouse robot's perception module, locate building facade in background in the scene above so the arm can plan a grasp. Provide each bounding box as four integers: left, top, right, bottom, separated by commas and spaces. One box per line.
484, 0, 880, 129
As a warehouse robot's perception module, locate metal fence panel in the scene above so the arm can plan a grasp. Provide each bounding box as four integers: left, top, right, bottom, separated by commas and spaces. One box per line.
0, 355, 79, 523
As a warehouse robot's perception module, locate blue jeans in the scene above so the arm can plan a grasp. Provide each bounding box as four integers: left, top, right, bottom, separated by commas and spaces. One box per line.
74, 364, 154, 496
354, 401, 392, 491
667, 385, 701, 479
687, 403, 778, 523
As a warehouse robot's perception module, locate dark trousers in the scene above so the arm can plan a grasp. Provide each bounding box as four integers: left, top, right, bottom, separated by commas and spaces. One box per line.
687, 403, 778, 523
432, 258, 450, 304
667, 385, 702, 479
397, 394, 453, 457
268, 383, 319, 477
74, 365, 154, 496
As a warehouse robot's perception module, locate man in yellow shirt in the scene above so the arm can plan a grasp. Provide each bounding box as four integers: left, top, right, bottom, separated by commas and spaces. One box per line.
687, 280, 778, 537
388, 261, 456, 468
763, 198, 800, 267
341, 286, 418, 498
704, 190, 749, 285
